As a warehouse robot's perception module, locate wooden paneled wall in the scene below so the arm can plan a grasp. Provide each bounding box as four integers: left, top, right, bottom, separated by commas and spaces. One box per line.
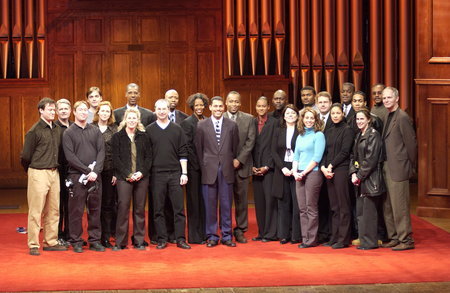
415, 0, 450, 218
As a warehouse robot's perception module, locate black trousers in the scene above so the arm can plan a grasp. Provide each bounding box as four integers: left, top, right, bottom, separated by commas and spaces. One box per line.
233, 174, 250, 236
151, 170, 186, 242
185, 167, 206, 244
277, 173, 301, 241
115, 177, 148, 246
317, 180, 331, 243
58, 168, 69, 240
101, 169, 117, 241
356, 192, 380, 248
67, 174, 102, 246
326, 168, 351, 245
253, 171, 277, 239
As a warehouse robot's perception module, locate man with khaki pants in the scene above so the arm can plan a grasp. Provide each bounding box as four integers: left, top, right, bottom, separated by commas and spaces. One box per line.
21, 97, 68, 256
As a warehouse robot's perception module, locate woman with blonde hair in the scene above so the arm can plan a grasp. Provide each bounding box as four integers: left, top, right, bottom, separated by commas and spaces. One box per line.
92, 101, 117, 248
292, 107, 325, 248
111, 108, 151, 250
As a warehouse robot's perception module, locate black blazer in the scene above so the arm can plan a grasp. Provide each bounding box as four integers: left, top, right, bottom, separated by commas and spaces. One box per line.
113, 106, 156, 127
321, 121, 355, 171
253, 116, 277, 169
271, 125, 299, 198
180, 114, 201, 171
112, 128, 152, 180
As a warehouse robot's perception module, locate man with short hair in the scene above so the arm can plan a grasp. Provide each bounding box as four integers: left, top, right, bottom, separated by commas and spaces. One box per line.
224, 91, 256, 243
316, 91, 333, 131
370, 83, 388, 122
340, 82, 355, 118
269, 89, 288, 119
114, 83, 156, 126
300, 86, 318, 111
165, 89, 188, 124
21, 98, 68, 256
146, 99, 191, 250
195, 96, 240, 247
55, 98, 73, 245
348, 91, 383, 134
381, 87, 417, 251
63, 101, 105, 253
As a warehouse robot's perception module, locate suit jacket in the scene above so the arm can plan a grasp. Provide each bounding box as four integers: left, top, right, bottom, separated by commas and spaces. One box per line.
253, 115, 277, 169
346, 106, 355, 119
171, 109, 188, 124
180, 114, 201, 171
271, 125, 299, 198
113, 105, 156, 127
195, 117, 240, 185
224, 111, 256, 178
382, 108, 417, 182
323, 114, 333, 132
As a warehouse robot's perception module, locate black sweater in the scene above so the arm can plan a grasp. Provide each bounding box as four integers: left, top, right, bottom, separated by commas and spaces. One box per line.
321, 120, 355, 170
146, 122, 188, 172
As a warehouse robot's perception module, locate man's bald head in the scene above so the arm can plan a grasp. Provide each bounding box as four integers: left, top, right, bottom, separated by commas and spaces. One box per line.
165, 89, 180, 111
272, 89, 287, 111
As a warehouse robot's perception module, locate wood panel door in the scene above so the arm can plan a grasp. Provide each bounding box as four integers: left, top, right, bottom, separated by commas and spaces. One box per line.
415, 0, 450, 218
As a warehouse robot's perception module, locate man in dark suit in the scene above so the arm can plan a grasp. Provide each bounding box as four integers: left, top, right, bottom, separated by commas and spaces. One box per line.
165, 89, 188, 124
252, 96, 278, 242
224, 91, 256, 243
195, 96, 240, 247
340, 82, 355, 118
315, 91, 333, 243
113, 83, 156, 127
381, 86, 417, 251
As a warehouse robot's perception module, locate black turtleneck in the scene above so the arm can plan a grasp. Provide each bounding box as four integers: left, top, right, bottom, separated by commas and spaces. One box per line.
321, 120, 355, 170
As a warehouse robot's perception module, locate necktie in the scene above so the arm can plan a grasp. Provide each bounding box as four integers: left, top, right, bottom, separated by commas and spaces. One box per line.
343, 104, 348, 116
170, 112, 175, 122
231, 114, 236, 121
215, 120, 221, 145
322, 115, 326, 122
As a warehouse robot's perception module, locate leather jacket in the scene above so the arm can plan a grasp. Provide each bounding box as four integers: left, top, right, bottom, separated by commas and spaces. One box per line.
349, 127, 386, 196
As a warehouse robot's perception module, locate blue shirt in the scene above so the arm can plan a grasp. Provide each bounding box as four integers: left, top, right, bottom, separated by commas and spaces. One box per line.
293, 128, 325, 171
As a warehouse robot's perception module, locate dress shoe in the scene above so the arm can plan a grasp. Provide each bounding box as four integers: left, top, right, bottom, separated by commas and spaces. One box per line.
102, 240, 113, 249
357, 246, 378, 250
29, 247, 40, 256
235, 234, 248, 244
156, 241, 167, 249
177, 240, 191, 249
89, 243, 105, 252
280, 239, 290, 245
322, 241, 335, 247
73, 245, 83, 253
262, 238, 276, 242
206, 240, 218, 247
43, 244, 68, 251
112, 245, 127, 251
133, 243, 146, 250
169, 239, 177, 244
392, 243, 415, 251
150, 240, 158, 245
290, 240, 301, 244
58, 238, 70, 248
298, 243, 316, 248
142, 240, 149, 247
332, 243, 348, 249
351, 238, 360, 246
221, 240, 236, 247
252, 236, 262, 241
381, 240, 399, 248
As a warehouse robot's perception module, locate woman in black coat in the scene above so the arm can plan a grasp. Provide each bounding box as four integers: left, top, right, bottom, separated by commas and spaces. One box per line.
349, 108, 385, 250
180, 93, 209, 244
271, 104, 301, 244
320, 103, 355, 249
111, 108, 152, 250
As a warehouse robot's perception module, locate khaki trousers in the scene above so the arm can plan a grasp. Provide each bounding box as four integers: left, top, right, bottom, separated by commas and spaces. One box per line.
27, 168, 60, 248
383, 164, 413, 244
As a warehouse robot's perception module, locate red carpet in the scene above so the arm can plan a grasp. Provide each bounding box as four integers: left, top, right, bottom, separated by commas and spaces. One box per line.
0, 210, 449, 292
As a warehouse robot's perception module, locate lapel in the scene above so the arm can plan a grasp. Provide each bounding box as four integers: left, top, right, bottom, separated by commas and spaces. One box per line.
383, 109, 398, 139
219, 118, 229, 152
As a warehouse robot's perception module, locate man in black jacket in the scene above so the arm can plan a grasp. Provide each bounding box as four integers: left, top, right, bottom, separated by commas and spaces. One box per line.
114, 83, 156, 127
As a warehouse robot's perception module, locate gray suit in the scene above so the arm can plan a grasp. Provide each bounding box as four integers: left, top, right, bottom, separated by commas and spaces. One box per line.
382, 108, 417, 245
224, 111, 256, 237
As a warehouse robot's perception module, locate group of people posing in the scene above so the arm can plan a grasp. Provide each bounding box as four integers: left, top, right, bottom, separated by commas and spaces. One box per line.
21, 81, 417, 256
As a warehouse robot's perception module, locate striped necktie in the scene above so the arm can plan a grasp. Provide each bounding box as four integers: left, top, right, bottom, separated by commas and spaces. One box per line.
170, 112, 175, 122
215, 120, 221, 145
